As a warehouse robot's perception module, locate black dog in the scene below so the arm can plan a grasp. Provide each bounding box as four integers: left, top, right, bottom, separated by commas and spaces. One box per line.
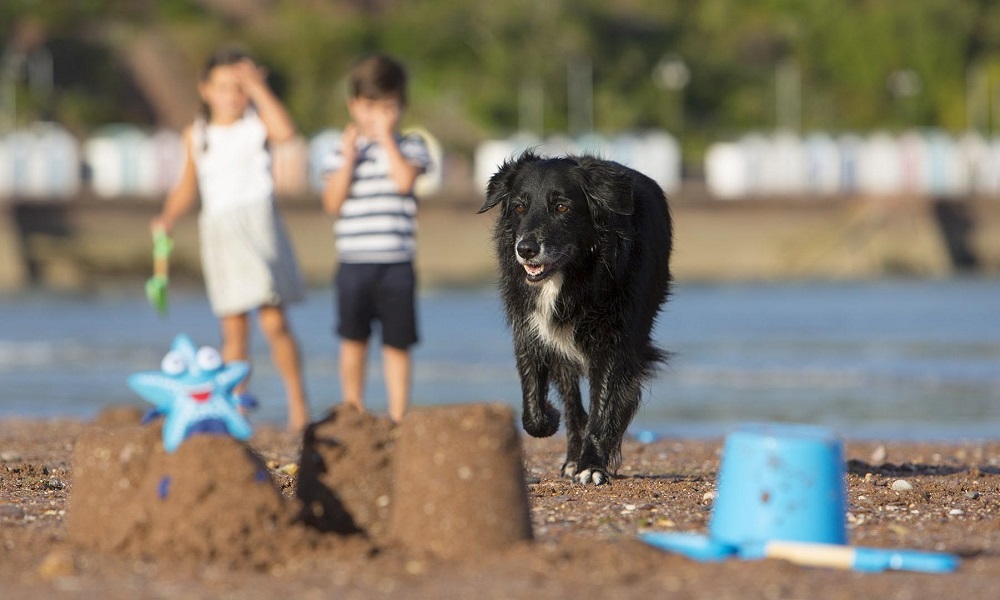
479, 152, 673, 485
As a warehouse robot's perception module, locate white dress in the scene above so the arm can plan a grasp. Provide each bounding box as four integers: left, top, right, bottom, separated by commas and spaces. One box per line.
193, 110, 305, 316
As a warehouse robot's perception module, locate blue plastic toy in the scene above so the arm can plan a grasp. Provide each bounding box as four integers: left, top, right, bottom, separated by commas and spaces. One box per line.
128, 334, 254, 452
639, 423, 960, 574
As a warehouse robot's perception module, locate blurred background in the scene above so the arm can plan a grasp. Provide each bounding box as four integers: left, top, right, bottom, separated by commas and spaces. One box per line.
1, 1, 998, 438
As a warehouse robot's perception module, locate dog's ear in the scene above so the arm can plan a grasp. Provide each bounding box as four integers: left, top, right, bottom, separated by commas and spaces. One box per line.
478, 151, 542, 213
574, 157, 634, 216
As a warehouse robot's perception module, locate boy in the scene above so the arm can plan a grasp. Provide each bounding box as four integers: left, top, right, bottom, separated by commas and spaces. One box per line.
322, 54, 431, 422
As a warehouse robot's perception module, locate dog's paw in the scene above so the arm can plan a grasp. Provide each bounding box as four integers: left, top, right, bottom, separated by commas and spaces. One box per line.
575, 467, 610, 486
523, 403, 561, 438
560, 460, 578, 478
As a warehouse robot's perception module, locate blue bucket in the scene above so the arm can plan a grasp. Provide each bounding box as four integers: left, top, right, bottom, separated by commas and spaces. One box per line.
708, 423, 847, 549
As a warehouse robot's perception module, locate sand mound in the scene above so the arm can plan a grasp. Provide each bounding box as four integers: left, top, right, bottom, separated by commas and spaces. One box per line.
92, 404, 145, 427
68, 402, 534, 569
390, 403, 533, 558
69, 424, 302, 568
296, 406, 396, 541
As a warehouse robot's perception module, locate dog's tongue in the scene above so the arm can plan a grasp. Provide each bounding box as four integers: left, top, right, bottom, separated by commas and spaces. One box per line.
524, 264, 544, 277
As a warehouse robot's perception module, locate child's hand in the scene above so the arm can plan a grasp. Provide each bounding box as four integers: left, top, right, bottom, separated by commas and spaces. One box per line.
150, 215, 172, 235
233, 59, 268, 95
340, 124, 359, 160
370, 102, 400, 143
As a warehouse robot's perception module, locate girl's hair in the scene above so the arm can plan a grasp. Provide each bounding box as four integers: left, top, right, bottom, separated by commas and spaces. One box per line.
198, 45, 255, 120
201, 45, 253, 82
196, 45, 257, 151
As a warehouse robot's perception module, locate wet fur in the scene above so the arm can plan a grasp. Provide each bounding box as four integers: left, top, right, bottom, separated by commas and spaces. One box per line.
479, 152, 673, 484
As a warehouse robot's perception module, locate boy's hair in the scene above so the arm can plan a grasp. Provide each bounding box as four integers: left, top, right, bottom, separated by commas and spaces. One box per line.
349, 54, 408, 105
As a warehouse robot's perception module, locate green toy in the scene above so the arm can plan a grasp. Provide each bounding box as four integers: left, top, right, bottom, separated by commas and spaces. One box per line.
145, 227, 173, 315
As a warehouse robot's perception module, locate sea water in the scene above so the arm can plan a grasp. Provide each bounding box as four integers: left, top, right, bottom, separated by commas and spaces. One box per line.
1, 278, 998, 441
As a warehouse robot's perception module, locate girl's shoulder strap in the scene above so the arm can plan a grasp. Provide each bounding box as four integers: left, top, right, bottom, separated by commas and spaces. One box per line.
190, 116, 209, 158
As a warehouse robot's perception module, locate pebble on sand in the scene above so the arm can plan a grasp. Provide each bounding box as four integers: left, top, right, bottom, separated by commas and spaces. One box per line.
891, 479, 914, 492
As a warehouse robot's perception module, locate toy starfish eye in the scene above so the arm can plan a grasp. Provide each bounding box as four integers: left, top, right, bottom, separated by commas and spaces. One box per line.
161, 351, 187, 375
196, 346, 223, 372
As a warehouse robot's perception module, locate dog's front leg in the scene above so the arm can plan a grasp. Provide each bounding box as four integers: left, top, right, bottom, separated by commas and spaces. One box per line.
575, 361, 642, 485
552, 362, 586, 478
515, 342, 560, 438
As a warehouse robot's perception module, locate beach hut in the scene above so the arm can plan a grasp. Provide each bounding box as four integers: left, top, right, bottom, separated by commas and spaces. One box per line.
922, 130, 963, 197
760, 132, 806, 195
473, 133, 540, 191
0, 135, 10, 201
150, 129, 184, 196
897, 130, 928, 196
976, 138, 1000, 196
307, 128, 340, 194
537, 133, 580, 158
857, 132, 902, 196
804, 133, 842, 197
704, 142, 749, 200
574, 132, 612, 159
737, 133, 769, 196
956, 132, 988, 196
85, 125, 159, 198
836, 133, 864, 195
2, 122, 80, 200
630, 131, 681, 194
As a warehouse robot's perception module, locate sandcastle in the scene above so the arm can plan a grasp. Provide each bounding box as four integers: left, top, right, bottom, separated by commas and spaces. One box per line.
69, 402, 533, 566
68, 423, 297, 568
296, 404, 397, 540
389, 403, 533, 558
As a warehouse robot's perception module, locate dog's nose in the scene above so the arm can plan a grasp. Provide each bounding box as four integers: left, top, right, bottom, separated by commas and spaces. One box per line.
516, 238, 540, 260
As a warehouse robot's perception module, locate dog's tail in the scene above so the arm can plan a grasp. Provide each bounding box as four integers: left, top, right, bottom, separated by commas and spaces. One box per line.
644, 345, 673, 373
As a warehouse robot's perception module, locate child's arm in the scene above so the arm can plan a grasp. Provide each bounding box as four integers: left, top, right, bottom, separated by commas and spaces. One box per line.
322, 125, 359, 216
152, 128, 199, 234
373, 107, 422, 195
235, 59, 296, 144
379, 133, 422, 196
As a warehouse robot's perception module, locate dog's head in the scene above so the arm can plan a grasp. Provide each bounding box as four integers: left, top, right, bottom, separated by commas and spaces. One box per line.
479, 152, 634, 284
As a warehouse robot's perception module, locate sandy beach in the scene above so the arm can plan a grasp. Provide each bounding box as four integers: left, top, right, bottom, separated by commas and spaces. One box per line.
3, 409, 1000, 600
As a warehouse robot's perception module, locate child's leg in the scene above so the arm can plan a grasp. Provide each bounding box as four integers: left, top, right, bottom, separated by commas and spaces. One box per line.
374, 263, 417, 422
220, 312, 251, 362
339, 338, 368, 413
257, 305, 310, 431
382, 345, 411, 422
220, 312, 251, 395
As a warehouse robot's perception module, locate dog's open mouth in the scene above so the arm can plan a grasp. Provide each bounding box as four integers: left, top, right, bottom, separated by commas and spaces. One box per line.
522, 260, 562, 283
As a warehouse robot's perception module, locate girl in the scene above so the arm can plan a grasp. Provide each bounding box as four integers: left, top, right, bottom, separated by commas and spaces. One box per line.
152, 46, 310, 431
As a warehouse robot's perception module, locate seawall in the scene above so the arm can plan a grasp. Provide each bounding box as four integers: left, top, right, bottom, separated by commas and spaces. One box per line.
1, 188, 998, 292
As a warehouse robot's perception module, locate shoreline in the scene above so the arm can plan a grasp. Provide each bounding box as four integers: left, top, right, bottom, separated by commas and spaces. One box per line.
3, 410, 1000, 446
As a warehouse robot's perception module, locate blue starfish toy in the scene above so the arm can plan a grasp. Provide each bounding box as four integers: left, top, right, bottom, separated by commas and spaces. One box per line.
128, 333, 254, 452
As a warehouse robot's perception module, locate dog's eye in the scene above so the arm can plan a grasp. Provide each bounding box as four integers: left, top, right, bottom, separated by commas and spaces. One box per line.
513, 203, 526, 214
554, 203, 569, 214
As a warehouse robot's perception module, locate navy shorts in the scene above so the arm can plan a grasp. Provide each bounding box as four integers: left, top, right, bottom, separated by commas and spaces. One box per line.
335, 262, 418, 349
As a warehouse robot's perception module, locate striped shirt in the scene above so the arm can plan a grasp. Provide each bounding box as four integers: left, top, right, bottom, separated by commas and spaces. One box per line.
324, 133, 431, 264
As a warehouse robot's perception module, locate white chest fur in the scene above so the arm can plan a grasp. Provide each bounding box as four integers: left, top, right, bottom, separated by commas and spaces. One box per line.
529, 274, 588, 368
